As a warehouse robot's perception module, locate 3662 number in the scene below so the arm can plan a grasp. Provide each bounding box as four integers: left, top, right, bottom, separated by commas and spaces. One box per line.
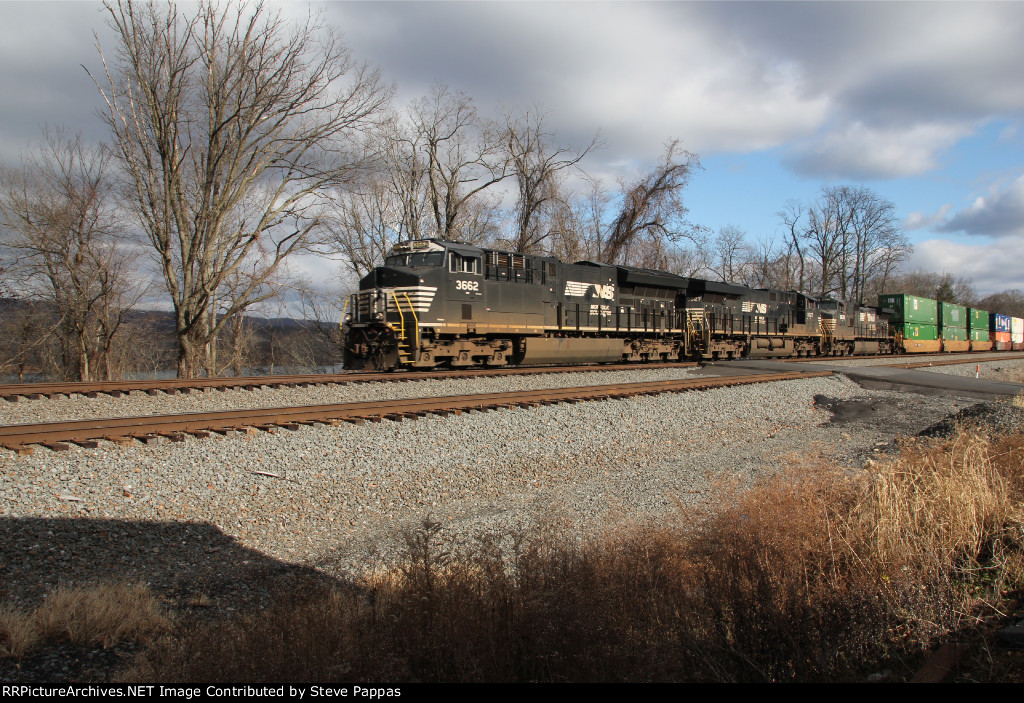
456, 280, 479, 292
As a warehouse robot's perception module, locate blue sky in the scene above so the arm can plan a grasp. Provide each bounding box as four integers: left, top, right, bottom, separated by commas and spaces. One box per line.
2, 1, 1023, 295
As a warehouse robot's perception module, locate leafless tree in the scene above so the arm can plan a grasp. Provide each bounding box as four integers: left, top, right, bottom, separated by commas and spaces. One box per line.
783, 186, 910, 302
328, 173, 404, 279
601, 140, 701, 264
329, 85, 505, 276
0, 129, 145, 381
886, 270, 976, 306
502, 106, 599, 254
663, 234, 713, 278
777, 200, 807, 292
978, 289, 1024, 318
90, 0, 390, 376
415, 84, 508, 240
711, 225, 753, 284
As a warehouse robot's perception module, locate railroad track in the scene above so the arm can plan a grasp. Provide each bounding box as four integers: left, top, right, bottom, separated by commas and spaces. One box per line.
883, 354, 1024, 369
0, 369, 832, 454
0, 362, 699, 402
778, 352, 1024, 368
3, 350, 1022, 402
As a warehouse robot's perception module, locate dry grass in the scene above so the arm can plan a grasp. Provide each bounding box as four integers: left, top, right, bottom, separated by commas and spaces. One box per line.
108, 428, 1024, 681
0, 583, 170, 660
0, 607, 41, 659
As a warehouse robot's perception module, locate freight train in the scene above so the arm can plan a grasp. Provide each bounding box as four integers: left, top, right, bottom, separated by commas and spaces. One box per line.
341, 238, 1024, 371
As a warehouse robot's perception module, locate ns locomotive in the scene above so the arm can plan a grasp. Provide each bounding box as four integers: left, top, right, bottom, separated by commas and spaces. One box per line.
341, 238, 897, 371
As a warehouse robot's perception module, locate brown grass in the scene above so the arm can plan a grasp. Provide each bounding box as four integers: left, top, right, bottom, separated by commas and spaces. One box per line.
109, 429, 1024, 681
0, 583, 170, 660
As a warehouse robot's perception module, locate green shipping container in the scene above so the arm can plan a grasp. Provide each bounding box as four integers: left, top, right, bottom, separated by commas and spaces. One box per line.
878, 294, 938, 325
970, 328, 990, 342
897, 323, 939, 341
938, 302, 967, 328
942, 327, 968, 341
968, 308, 989, 331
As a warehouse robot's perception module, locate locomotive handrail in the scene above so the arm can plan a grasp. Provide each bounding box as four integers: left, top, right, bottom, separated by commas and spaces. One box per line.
389, 291, 420, 362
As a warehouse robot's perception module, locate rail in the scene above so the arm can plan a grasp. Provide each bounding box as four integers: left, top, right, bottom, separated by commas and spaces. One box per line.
1, 370, 833, 453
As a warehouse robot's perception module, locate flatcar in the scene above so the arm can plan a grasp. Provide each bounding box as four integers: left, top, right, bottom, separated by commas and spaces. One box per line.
341, 239, 1008, 371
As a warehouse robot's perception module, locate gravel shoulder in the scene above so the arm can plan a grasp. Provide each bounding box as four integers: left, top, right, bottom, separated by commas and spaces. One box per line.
2, 371, 1007, 613
0, 367, 703, 426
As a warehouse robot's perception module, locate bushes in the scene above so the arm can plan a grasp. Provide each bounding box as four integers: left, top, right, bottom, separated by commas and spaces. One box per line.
119, 425, 1024, 682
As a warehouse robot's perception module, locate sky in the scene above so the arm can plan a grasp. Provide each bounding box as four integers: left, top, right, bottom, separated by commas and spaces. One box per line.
2, 1, 1023, 296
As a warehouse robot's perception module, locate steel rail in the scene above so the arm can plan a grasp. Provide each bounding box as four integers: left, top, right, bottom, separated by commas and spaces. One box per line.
0, 362, 701, 402
1, 369, 833, 453
883, 354, 1024, 369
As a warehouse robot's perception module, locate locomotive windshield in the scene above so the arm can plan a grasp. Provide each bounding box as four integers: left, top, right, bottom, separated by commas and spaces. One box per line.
384, 252, 444, 268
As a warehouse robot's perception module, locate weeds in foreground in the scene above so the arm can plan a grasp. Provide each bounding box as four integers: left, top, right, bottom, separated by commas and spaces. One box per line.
0, 583, 170, 660
120, 425, 1024, 683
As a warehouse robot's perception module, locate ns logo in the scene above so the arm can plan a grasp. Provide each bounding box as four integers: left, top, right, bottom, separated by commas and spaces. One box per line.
565, 281, 615, 300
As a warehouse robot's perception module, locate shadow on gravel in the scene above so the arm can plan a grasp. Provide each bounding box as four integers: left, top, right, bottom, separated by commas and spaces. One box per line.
812, 395, 887, 425
917, 403, 1024, 440
0, 517, 341, 612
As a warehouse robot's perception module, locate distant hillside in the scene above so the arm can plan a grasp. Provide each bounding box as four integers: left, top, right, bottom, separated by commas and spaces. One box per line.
0, 299, 342, 380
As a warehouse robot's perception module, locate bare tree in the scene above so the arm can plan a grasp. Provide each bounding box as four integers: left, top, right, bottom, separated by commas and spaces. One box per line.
0, 128, 145, 381
777, 200, 807, 292
664, 234, 713, 278
328, 173, 404, 279
601, 139, 700, 264
977, 289, 1024, 318
887, 270, 976, 306
784, 185, 910, 302
329, 85, 505, 276
91, 0, 390, 376
415, 84, 508, 240
711, 225, 752, 284
502, 106, 599, 254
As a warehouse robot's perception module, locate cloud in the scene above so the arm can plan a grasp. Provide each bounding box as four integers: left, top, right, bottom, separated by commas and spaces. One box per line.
4, 2, 1024, 188
786, 121, 971, 179
318, 2, 1024, 181
908, 236, 1024, 294
904, 204, 953, 231
937, 176, 1024, 237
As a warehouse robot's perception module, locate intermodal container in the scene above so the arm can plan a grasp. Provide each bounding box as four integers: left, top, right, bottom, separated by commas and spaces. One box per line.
938, 302, 967, 328
1013, 318, 1024, 344
969, 327, 990, 342
942, 327, 968, 341
897, 323, 939, 341
994, 331, 1013, 350
968, 308, 989, 331
878, 294, 938, 325
991, 313, 1012, 333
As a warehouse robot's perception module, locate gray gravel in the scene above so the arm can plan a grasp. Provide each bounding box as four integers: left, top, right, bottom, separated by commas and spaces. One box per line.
0, 370, 1001, 611
912, 357, 1024, 382
0, 367, 703, 426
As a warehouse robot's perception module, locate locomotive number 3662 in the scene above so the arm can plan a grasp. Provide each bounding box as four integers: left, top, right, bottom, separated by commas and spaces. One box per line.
456, 280, 480, 292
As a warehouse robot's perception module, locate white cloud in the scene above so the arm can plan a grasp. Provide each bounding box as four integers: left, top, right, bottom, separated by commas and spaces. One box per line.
787, 121, 972, 179
904, 204, 953, 231
908, 236, 1024, 295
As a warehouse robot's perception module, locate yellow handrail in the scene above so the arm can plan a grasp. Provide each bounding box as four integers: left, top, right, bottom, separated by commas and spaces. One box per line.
389, 291, 420, 360
339, 296, 350, 335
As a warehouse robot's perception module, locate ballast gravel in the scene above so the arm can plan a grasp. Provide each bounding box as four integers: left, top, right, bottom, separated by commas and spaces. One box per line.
1, 370, 1005, 612
0, 367, 704, 426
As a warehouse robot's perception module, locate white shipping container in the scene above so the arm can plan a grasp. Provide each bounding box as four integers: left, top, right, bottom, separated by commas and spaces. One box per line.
1013, 317, 1024, 343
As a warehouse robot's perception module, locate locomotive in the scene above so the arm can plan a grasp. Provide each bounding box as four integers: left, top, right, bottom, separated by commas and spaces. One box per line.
341, 238, 904, 371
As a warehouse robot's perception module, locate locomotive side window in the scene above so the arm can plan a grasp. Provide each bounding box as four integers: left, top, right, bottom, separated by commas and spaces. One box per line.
449, 253, 480, 274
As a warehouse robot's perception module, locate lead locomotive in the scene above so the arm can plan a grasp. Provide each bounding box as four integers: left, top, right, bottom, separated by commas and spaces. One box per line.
342, 239, 894, 371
